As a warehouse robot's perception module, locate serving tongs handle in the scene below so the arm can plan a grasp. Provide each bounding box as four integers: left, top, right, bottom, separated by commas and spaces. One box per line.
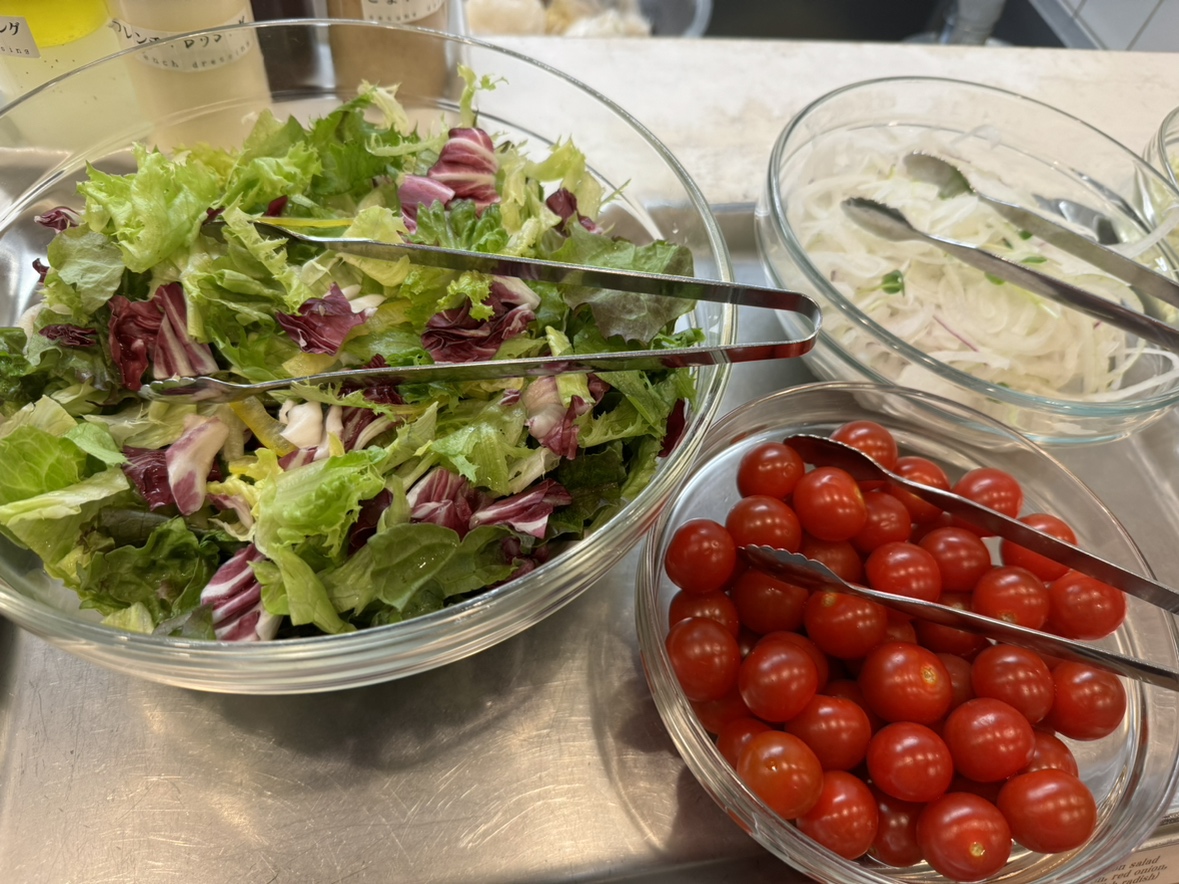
145, 340, 812, 403
785, 433, 1179, 615
743, 546, 1179, 692
144, 220, 823, 403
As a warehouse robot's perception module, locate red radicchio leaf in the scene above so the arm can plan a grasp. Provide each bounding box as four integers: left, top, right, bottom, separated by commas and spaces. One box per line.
200, 545, 279, 641
108, 284, 219, 390
39, 324, 97, 347
348, 489, 394, 554
108, 295, 163, 391
427, 127, 499, 209
166, 415, 229, 516
544, 188, 603, 234
265, 195, 288, 216
407, 468, 478, 538
469, 479, 572, 539
398, 174, 455, 233
521, 376, 591, 460
122, 447, 175, 511
276, 283, 366, 355
659, 398, 688, 457
421, 278, 538, 363
152, 282, 219, 379
34, 206, 80, 231
32, 258, 50, 283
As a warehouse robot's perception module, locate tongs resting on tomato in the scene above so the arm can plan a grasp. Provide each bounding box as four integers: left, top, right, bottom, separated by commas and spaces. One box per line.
743, 433, 1179, 691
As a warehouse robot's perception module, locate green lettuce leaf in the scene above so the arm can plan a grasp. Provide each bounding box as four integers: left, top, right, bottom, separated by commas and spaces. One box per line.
40, 225, 126, 317
323, 521, 459, 614
75, 517, 222, 621
79, 142, 223, 273
545, 224, 695, 342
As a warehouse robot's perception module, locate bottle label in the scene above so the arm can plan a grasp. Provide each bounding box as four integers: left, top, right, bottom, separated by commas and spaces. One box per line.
360, 0, 446, 25
109, 10, 255, 72
0, 16, 40, 58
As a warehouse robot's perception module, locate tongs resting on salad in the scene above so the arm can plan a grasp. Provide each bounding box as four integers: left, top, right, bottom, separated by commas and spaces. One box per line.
145, 221, 823, 403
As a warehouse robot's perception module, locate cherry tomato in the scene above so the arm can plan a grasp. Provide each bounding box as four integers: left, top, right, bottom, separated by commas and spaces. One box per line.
948, 774, 1002, 805
804, 591, 888, 660
912, 592, 990, 658
970, 644, 1054, 725
852, 491, 913, 555
736, 730, 824, 819
771, 631, 832, 692
917, 526, 992, 593
858, 641, 953, 725
937, 652, 976, 712
866, 722, 954, 804
737, 441, 806, 499
865, 541, 942, 603
691, 686, 753, 735
796, 770, 880, 859
669, 590, 740, 636
738, 634, 819, 722
725, 495, 802, 552
999, 512, 1078, 582
1021, 728, 1079, 777
716, 716, 772, 768
951, 468, 1023, 536
830, 420, 899, 472
997, 769, 1097, 854
1045, 570, 1126, 640
823, 679, 885, 733
785, 694, 873, 771
800, 535, 864, 583
887, 456, 952, 525
881, 613, 917, 645
943, 698, 1035, 783
729, 569, 809, 635
665, 617, 742, 702
870, 785, 924, 868
664, 519, 737, 595
793, 466, 869, 542
917, 793, 1012, 882
970, 566, 1050, 630
1045, 661, 1126, 741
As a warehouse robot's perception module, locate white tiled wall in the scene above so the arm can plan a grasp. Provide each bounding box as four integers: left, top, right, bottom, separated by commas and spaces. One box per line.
1035, 0, 1179, 50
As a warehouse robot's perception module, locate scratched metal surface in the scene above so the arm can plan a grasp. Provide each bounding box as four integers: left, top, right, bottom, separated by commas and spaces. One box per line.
2, 210, 1179, 883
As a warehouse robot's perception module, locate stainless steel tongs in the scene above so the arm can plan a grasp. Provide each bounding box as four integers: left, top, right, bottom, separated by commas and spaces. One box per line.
143, 220, 822, 403
746, 433, 1179, 691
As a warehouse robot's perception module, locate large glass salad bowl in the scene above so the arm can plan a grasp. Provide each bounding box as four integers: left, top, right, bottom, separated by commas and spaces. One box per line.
0, 21, 735, 693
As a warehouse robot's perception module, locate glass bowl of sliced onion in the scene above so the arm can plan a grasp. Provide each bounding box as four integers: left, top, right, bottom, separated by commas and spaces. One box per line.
757, 76, 1179, 446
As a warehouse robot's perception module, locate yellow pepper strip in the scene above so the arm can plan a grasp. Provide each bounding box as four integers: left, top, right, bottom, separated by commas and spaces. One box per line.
229, 397, 297, 457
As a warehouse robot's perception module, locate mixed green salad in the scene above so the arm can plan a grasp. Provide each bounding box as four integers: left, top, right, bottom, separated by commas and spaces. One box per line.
0, 69, 703, 641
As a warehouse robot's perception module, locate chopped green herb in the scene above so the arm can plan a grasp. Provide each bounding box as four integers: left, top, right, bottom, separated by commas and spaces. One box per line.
881, 270, 905, 294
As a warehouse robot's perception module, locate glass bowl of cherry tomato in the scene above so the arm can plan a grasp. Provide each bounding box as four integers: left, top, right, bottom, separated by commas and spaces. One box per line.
636, 380, 1179, 884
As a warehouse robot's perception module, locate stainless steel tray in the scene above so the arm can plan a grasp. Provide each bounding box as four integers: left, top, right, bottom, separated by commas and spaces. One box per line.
1, 207, 1177, 883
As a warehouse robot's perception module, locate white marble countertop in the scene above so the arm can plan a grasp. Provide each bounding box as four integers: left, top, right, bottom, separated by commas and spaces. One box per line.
495, 38, 1179, 206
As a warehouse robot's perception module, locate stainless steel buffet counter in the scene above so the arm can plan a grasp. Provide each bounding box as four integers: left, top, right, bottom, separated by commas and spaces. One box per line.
4, 36, 1179, 884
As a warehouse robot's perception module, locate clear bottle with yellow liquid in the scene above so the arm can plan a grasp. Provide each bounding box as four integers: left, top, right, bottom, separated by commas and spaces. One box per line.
0, 0, 122, 104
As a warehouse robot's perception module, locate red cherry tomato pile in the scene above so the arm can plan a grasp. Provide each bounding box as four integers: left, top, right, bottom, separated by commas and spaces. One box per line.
663, 420, 1129, 882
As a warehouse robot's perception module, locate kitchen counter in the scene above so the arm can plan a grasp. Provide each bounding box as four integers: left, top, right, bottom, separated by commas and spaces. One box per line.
3, 37, 1179, 884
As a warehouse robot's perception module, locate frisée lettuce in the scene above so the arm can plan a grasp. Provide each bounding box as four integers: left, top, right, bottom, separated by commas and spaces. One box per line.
0, 68, 703, 640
